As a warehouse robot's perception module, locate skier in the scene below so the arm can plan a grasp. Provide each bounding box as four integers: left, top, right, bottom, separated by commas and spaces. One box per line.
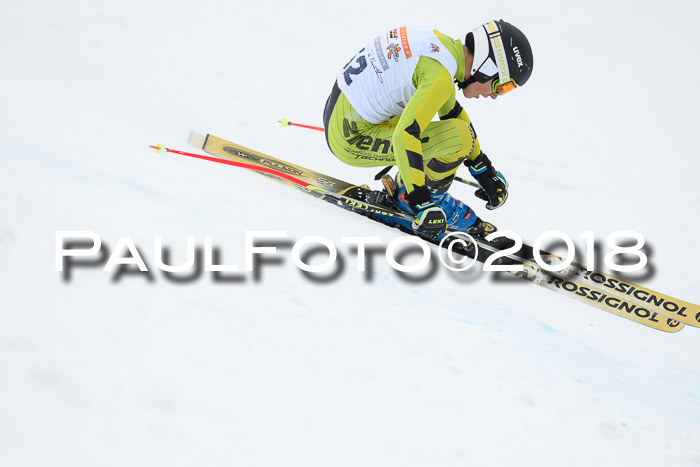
323, 20, 533, 239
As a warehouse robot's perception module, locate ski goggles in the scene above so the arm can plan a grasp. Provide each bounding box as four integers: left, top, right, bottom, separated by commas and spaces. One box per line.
492, 78, 517, 95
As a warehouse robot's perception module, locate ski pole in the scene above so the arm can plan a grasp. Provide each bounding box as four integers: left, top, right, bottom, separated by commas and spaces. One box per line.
455, 176, 480, 189
278, 117, 480, 191
279, 118, 324, 132
149, 144, 412, 222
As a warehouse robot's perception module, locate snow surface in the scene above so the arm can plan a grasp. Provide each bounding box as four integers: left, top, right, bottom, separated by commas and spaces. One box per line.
2, 0, 700, 466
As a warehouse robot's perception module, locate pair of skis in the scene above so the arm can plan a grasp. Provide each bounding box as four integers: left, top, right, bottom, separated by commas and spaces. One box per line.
151, 133, 699, 333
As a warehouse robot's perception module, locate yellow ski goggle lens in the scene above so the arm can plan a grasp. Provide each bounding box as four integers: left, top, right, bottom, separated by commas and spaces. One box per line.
492, 79, 517, 95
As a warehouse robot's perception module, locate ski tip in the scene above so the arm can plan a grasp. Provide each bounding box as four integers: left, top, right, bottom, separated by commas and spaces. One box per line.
187, 131, 207, 149
280, 118, 290, 127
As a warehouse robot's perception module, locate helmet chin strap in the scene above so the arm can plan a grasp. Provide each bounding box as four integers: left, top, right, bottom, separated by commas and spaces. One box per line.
455, 76, 476, 90
455, 72, 493, 90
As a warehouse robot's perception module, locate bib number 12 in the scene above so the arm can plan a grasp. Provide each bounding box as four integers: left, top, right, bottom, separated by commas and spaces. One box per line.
342, 48, 367, 85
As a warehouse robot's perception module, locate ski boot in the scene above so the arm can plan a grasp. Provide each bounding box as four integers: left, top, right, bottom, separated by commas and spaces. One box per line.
342, 176, 513, 249
381, 175, 494, 238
